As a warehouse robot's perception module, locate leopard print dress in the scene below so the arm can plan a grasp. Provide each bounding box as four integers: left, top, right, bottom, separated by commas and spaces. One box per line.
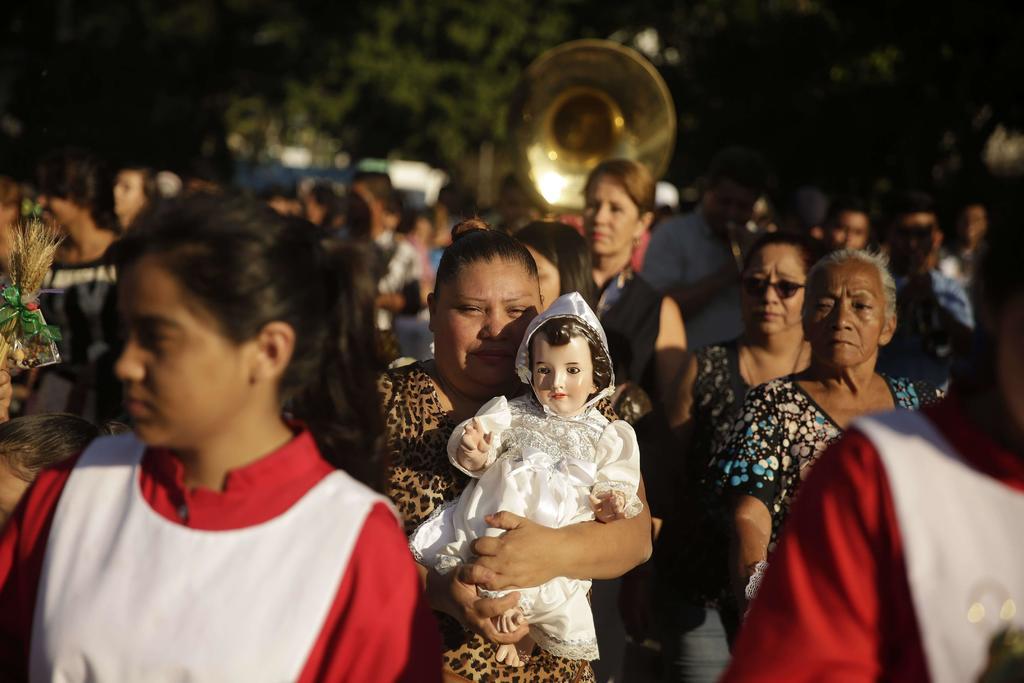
380, 363, 595, 683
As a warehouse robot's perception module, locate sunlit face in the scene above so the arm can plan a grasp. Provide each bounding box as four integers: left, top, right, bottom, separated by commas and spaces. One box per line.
741, 243, 808, 337
828, 210, 871, 250
114, 170, 148, 229
583, 175, 651, 262
525, 246, 560, 312
702, 178, 759, 237
531, 334, 598, 417
0, 459, 29, 527
804, 260, 895, 370
116, 256, 268, 450
428, 258, 540, 401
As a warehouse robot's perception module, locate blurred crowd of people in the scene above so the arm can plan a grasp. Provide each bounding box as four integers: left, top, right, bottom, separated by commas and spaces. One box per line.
0, 142, 1019, 683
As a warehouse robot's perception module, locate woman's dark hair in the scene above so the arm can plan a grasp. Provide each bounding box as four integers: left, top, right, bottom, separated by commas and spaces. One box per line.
0, 414, 100, 482
515, 220, 598, 308
434, 218, 538, 293
529, 317, 613, 393
742, 231, 825, 274
110, 195, 387, 489
36, 148, 117, 232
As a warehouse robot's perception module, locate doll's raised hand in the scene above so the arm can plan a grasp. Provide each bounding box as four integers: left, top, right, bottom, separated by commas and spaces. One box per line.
493, 606, 526, 635
456, 418, 493, 472
492, 604, 529, 666
590, 490, 627, 523
494, 620, 532, 668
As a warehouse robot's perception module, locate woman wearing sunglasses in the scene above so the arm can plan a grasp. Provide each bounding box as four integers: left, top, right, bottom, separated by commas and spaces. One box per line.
715, 248, 943, 618
653, 232, 819, 681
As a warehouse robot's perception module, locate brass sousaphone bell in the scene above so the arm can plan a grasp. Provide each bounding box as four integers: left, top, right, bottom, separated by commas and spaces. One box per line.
509, 39, 677, 212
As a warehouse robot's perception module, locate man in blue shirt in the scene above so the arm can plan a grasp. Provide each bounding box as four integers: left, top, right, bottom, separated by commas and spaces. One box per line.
642, 147, 768, 349
877, 191, 974, 388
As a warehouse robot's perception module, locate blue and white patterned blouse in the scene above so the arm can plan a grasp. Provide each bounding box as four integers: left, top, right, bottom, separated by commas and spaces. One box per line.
714, 374, 943, 548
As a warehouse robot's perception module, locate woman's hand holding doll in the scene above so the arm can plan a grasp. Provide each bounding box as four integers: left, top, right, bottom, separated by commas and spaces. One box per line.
473, 492, 635, 592
472, 511, 569, 590
424, 562, 529, 644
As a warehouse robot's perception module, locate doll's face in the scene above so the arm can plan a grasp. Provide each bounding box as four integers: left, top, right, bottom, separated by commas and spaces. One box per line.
531, 334, 598, 417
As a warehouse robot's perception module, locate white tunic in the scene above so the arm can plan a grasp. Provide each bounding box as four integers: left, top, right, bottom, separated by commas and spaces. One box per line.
410, 395, 642, 661
856, 411, 1024, 683
30, 434, 387, 683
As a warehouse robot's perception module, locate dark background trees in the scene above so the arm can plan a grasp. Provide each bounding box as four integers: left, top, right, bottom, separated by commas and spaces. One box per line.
2, 0, 1022, 222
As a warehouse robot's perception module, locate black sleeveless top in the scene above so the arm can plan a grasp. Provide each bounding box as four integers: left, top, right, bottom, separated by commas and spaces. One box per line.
598, 271, 661, 398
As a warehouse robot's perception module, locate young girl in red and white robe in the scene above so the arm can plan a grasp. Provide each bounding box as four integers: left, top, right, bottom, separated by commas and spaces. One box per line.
722, 223, 1024, 682
0, 197, 440, 682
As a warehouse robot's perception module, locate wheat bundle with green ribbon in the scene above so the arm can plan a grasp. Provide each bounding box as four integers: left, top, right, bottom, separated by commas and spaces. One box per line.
0, 219, 64, 369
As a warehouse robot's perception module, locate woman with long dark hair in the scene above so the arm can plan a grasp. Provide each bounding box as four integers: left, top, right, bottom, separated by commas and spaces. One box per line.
381, 220, 653, 681
515, 220, 598, 311
0, 196, 439, 681
113, 165, 158, 230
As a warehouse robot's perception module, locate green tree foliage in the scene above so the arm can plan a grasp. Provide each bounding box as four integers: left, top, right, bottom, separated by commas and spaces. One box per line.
0, 0, 1021, 215
316, 0, 580, 164
655, 0, 1024, 201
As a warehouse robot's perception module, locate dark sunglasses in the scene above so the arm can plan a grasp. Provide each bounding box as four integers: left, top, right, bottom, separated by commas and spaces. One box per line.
742, 276, 805, 299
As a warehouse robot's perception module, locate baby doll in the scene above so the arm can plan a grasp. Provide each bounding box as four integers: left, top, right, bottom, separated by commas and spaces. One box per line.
410, 292, 643, 666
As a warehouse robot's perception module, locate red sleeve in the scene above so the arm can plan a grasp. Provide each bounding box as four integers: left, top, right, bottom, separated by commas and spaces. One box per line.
299, 502, 442, 683
0, 455, 79, 679
721, 430, 928, 682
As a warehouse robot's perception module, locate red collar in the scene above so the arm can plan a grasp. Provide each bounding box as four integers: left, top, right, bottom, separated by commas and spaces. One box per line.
140, 427, 335, 530
925, 392, 1024, 492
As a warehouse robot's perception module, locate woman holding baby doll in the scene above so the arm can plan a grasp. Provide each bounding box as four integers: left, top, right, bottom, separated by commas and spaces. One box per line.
411, 292, 642, 667
381, 221, 654, 681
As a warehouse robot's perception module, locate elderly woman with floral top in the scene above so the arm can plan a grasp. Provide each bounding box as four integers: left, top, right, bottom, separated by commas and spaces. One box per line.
715, 249, 942, 613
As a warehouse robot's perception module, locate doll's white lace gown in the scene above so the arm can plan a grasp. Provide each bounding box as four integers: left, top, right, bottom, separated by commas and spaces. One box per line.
410, 394, 642, 661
